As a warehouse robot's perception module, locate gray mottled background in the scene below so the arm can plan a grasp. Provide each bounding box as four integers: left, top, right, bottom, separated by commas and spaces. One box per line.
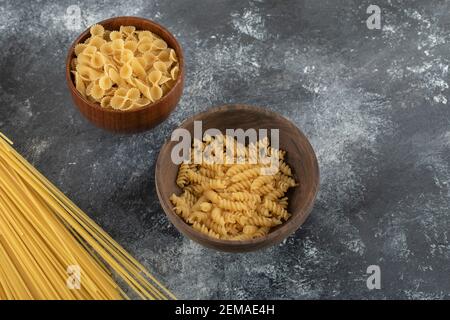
1, 0, 449, 299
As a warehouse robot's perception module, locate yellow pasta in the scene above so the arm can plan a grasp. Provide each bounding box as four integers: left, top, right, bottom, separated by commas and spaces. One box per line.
0, 133, 175, 300
138, 30, 153, 40
170, 135, 297, 240
153, 61, 168, 73
138, 42, 153, 53
131, 97, 151, 108
131, 58, 147, 79
100, 42, 114, 56
110, 96, 127, 109
152, 39, 168, 50
120, 25, 135, 36
74, 43, 88, 56
135, 78, 152, 100
119, 63, 133, 79
170, 66, 179, 80
90, 84, 105, 101
150, 85, 163, 101
109, 30, 122, 41
120, 49, 134, 64
100, 96, 111, 108
90, 24, 104, 37
124, 40, 138, 53
71, 24, 180, 110
126, 88, 141, 101
99, 75, 113, 90
148, 70, 162, 85
88, 36, 106, 50
74, 72, 86, 96
176, 163, 190, 187
159, 75, 171, 86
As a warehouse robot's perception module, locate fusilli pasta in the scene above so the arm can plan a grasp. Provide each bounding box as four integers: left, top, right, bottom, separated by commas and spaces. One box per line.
169, 135, 297, 240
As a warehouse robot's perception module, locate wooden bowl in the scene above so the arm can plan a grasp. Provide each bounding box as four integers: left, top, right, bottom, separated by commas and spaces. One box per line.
65, 16, 184, 133
155, 105, 320, 252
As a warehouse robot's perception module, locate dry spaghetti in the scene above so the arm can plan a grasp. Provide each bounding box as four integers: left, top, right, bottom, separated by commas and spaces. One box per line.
0, 132, 175, 300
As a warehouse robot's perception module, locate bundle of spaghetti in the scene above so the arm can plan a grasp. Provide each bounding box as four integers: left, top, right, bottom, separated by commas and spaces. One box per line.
0, 132, 175, 300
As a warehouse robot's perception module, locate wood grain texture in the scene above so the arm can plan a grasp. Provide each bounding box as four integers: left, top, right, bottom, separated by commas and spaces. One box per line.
155, 105, 320, 252
65, 16, 184, 133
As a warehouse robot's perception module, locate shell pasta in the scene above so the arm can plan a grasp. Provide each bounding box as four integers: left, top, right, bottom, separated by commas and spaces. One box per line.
71, 24, 180, 111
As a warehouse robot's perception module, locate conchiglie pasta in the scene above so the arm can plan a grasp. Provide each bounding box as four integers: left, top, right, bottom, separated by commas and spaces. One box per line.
99, 75, 113, 90
115, 87, 128, 97
148, 70, 162, 85
152, 39, 167, 50
138, 42, 153, 53
161, 83, 173, 95
85, 81, 94, 96
169, 49, 178, 62
153, 61, 168, 73
126, 88, 140, 101
124, 40, 138, 53
90, 52, 105, 69
131, 58, 147, 79
74, 43, 88, 56
119, 63, 133, 79
143, 52, 157, 67
109, 31, 122, 41
89, 36, 106, 49
74, 72, 86, 96
170, 66, 179, 80
120, 49, 134, 64
132, 97, 151, 107
72, 25, 180, 110
90, 24, 104, 37
111, 39, 124, 50
100, 96, 111, 108
100, 42, 114, 56
120, 25, 135, 36
110, 95, 127, 109
77, 64, 103, 81
108, 68, 123, 85
138, 30, 153, 40
90, 84, 105, 100
136, 57, 148, 70
134, 78, 152, 100
76, 53, 91, 66
157, 50, 170, 62
83, 45, 97, 56
159, 75, 171, 86
150, 85, 163, 101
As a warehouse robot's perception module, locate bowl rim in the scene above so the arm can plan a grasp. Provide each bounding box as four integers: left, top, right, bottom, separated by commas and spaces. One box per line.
65, 16, 184, 114
155, 104, 320, 249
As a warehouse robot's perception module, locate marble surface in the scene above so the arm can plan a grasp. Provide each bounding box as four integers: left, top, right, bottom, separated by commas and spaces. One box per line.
1, 0, 449, 299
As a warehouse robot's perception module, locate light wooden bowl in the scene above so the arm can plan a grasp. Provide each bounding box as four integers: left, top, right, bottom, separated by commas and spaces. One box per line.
65, 16, 184, 133
155, 105, 320, 252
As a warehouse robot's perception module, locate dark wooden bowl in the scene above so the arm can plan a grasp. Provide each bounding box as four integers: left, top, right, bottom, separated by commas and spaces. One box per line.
65, 16, 184, 133
155, 105, 320, 252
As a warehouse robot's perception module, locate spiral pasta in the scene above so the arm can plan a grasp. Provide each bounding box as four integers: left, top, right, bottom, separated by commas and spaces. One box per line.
169, 135, 298, 240
71, 25, 180, 111
176, 163, 190, 188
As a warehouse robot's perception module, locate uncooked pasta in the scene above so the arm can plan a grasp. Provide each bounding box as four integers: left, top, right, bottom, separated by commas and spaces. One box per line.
170, 134, 297, 241
71, 24, 179, 110
0, 132, 175, 300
